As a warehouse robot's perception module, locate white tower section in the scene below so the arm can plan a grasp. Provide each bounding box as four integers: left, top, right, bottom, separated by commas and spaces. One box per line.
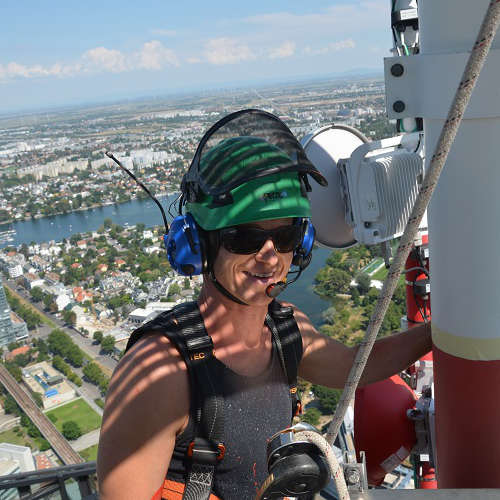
386, 0, 500, 488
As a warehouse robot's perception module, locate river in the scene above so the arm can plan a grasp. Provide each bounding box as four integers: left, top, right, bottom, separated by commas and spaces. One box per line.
0, 196, 332, 328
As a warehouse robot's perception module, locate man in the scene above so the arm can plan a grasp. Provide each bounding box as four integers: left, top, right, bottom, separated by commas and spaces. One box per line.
97, 110, 431, 500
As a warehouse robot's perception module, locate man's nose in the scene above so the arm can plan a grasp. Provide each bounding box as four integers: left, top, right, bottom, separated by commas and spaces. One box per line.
255, 238, 279, 262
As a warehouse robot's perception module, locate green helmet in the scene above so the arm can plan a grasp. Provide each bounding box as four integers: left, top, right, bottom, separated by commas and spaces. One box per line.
186, 137, 312, 230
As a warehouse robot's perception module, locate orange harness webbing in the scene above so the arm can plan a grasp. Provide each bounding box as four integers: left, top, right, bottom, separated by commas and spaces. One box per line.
152, 479, 221, 500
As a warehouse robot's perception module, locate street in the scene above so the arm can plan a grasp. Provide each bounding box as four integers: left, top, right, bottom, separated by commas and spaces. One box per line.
6, 279, 118, 376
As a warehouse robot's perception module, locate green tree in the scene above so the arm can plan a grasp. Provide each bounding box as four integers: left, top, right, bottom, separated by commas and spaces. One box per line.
29, 391, 43, 409
351, 287, 361, 306
42, 293, 54, 311
93, 331, 103, 344
62, 309, 77, 326
3, 394, 21, 415
62, 421, 82, 440
39, 439, 51, 451
5, 362, 22, 382
7, 341, 21, 351
13, 353, 30, 367
314, 268, 352, 297
83, 362, 106, 386
167, 283, 181, 300
101, 335, 115, 354
356, 272, 372, 295
311, 385, 342, 414
27, 421, 41, 438
30, 286, 44, 302
301, 408, 321, 426
321, 306, 337, 325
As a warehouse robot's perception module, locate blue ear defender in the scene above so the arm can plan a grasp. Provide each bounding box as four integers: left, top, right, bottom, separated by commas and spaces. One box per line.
165, 215, 315, 276
165, 213, 206, 276
292, 218, 315, 268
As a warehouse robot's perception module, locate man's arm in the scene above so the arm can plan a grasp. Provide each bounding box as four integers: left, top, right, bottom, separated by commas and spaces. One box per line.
97, 334, 190, 500
293, 306, 432, 388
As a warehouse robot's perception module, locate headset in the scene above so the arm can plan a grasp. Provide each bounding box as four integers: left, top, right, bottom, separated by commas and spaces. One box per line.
164, 213, 316, 277
105, 151, 316, 301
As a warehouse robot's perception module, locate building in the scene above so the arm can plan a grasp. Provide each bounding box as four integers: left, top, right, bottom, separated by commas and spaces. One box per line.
22, 361, 76, 409
5, 345, 30, 362
0, 459, 19, 500
0, 444, 35, 472
10, 312, 28, 342
23, 273, 44, 290
0, 276, 15, 348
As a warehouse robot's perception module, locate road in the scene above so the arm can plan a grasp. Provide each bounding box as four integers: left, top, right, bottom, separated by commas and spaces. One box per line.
0, 365, 83, 465
72, 428, 100, 452
5, 280, 118, 376
4, 280, 107, 417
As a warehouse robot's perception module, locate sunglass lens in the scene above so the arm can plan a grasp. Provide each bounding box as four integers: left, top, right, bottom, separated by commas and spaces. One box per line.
220, 225, 303, 254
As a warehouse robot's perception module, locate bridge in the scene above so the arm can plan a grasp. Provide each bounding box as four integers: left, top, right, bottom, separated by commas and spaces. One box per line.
0, 365, 83, 465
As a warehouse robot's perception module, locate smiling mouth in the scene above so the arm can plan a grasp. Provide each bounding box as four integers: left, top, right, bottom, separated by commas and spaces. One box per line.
244, 271, 275, 282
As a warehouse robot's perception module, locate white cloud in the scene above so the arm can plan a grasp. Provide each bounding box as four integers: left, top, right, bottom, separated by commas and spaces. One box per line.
0, 41, 179, 82
204, 38, 255, 65
137, 40, 179, 69
302, 39, 356, 56
82, 47, 129, 73
0, 61, 74, 80
268, 41, 295, 60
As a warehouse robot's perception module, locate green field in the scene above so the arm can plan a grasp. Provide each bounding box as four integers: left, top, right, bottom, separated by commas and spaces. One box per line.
0, 427, 47, 451
45, 398, 101, 434
361, 257, 384, 275
372, 265, 389, 281
80, 444, 98, 461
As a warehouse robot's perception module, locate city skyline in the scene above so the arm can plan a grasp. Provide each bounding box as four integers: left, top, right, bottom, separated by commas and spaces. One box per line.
1, 1, 391, 113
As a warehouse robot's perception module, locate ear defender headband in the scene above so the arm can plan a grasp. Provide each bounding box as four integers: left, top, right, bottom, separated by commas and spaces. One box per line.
165, 214, 315, 277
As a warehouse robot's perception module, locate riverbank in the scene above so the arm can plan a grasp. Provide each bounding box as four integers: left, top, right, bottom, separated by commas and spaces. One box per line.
0, 189, 178, 226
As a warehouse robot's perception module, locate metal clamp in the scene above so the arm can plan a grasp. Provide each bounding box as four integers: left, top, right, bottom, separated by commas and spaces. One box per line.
342, 451, 368, 493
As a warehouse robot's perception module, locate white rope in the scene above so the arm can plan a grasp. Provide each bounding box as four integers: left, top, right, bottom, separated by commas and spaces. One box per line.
321, 0, 500, 494
294, 430, 350, 500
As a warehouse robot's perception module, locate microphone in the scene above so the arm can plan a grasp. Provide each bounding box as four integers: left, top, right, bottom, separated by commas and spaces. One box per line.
266, 261, 309, 298
266, 281, 287, 298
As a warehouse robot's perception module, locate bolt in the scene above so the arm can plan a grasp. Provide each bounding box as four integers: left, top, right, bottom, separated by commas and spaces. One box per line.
345, 467, 361, 486
391, 63, 404, 77
393, 100, 406, 113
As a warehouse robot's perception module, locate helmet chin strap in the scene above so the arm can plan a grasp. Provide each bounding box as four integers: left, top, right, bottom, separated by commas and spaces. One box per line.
208, 269, 249, 306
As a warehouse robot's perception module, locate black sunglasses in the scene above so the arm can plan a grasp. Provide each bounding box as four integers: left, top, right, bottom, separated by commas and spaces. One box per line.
218, 224, 303, 254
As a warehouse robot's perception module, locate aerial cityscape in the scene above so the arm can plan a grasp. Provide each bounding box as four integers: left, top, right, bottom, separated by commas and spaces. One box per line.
0, 74, 410, 495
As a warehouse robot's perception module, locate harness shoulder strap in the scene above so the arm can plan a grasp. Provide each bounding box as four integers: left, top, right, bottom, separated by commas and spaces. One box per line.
127, 302, 224, 500
266, 300, 304, 419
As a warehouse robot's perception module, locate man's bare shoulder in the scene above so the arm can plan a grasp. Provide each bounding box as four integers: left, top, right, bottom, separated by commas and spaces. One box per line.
98, 333, 190, 499
106, 332, 190, 424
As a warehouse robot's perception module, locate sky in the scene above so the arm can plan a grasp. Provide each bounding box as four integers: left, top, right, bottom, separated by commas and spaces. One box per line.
0, 1, 391, 113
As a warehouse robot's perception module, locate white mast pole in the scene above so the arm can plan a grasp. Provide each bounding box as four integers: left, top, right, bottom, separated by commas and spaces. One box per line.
420, 0, 500, 487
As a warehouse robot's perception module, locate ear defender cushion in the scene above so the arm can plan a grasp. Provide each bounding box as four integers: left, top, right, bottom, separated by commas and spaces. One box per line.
164, 213, 206, 276
292, 219, 315, 268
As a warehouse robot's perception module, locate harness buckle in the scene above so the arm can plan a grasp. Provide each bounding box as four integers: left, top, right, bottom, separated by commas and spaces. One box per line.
293, 400, 303, 417
187, 438, 226, 465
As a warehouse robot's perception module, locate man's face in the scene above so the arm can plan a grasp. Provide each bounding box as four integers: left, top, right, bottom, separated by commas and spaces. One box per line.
212, 218, 295, 306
